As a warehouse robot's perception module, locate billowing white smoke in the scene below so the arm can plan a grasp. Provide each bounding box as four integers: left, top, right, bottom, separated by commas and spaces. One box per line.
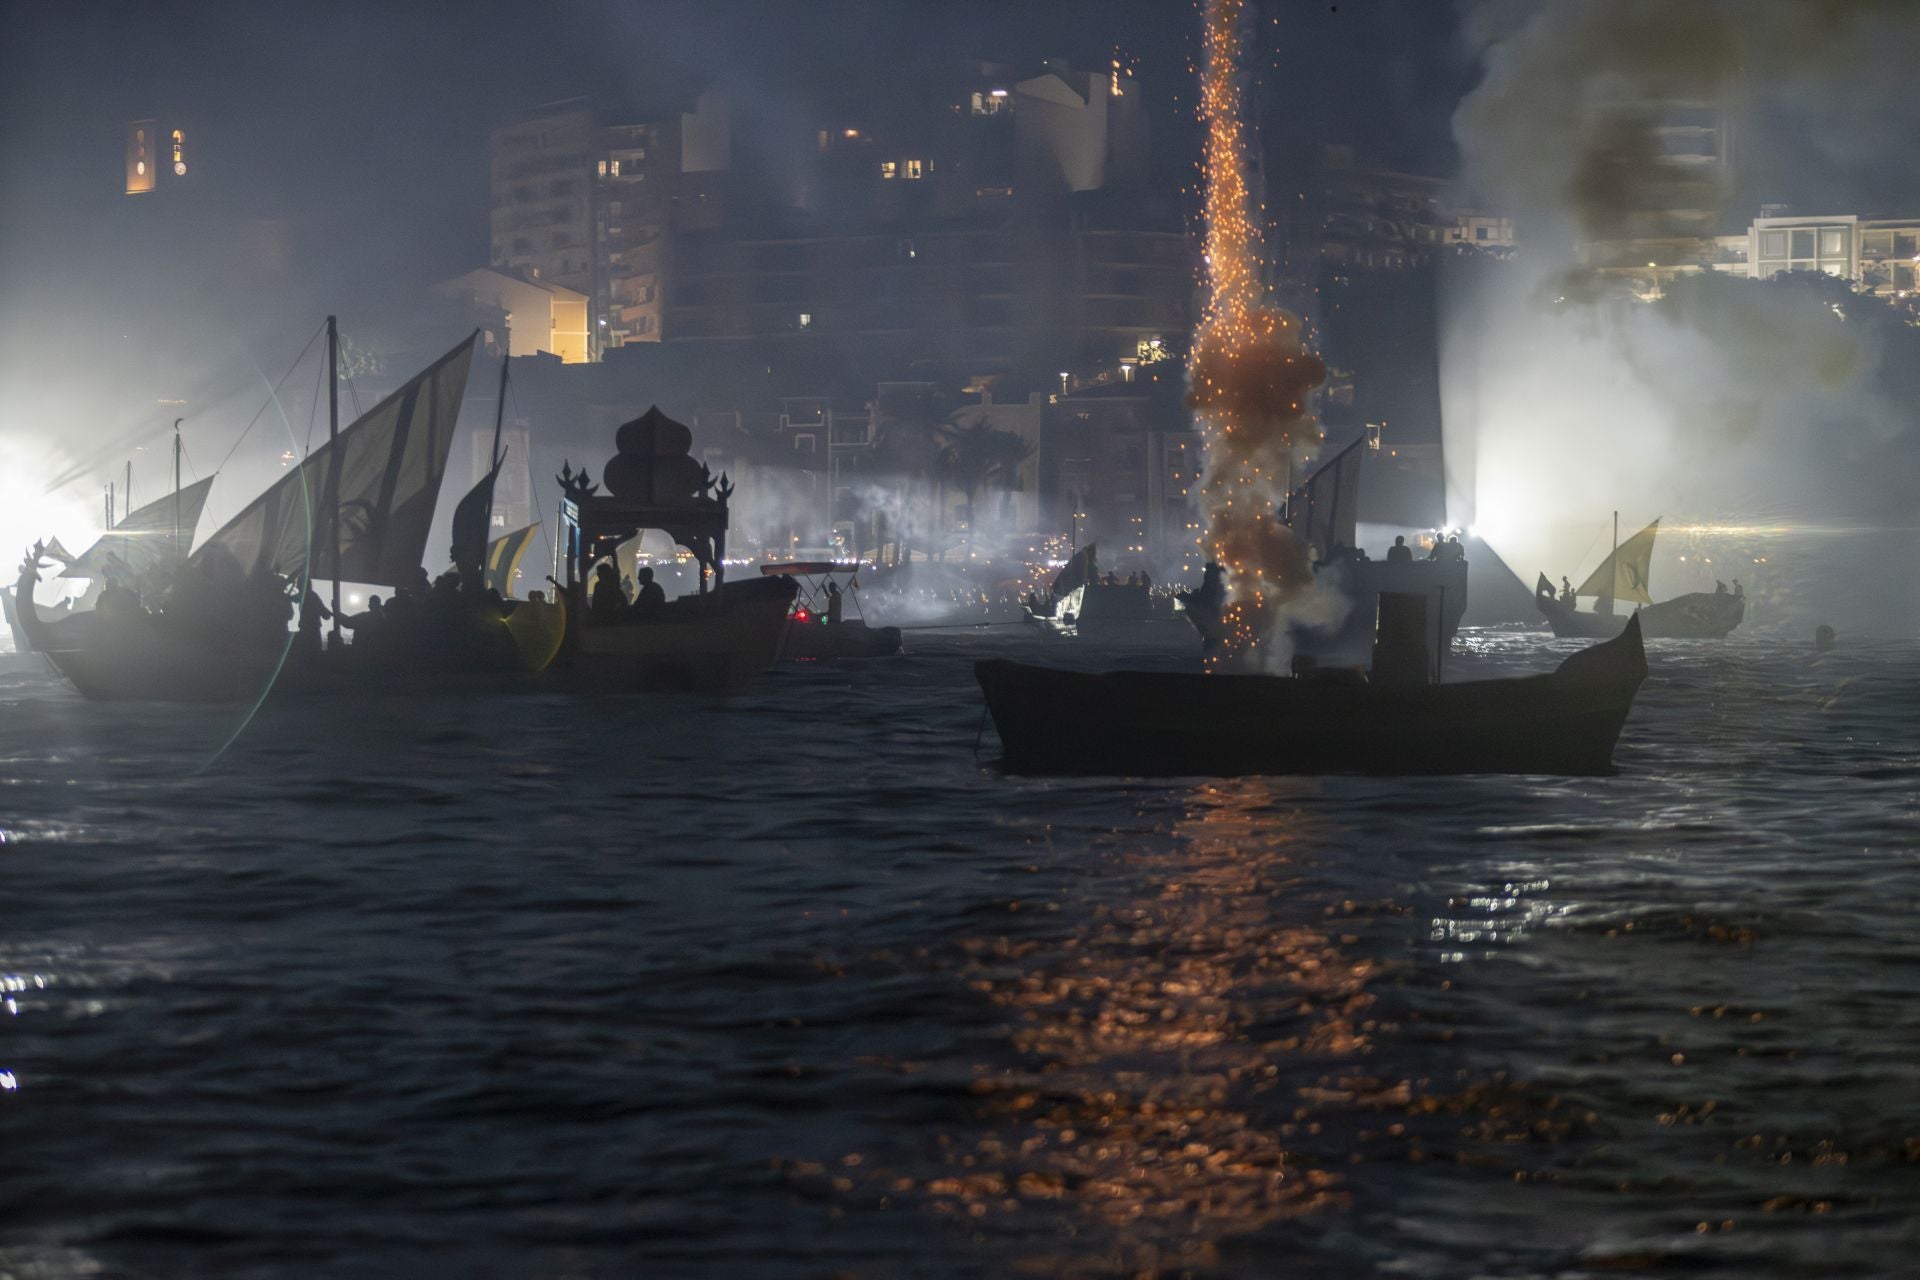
1446, 0, 1920, 633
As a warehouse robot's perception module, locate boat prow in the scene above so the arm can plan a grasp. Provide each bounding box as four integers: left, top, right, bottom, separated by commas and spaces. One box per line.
976, 615, 1647, 777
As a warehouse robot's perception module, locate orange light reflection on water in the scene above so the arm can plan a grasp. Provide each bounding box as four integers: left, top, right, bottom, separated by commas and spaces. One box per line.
917, 782, 1382, 1272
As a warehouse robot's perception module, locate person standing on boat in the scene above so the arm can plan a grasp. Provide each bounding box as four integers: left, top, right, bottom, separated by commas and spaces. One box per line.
590, 562, 625, 620
1715, 579, 1728, 595
1388, 535, 1413, 563
633, 566, 666, 619
296, 585, 331, 661
339, 596, 385, 651
1732, 579, 1743, 598
1561, 576, 1574, 602
824, 580, 844, 625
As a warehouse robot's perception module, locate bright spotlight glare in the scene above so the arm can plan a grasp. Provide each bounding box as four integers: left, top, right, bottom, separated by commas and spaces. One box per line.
0, 442, 97, 601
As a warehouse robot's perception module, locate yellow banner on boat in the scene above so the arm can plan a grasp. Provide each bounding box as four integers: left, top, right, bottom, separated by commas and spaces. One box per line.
1578, 518, 1658, 605
485, 524, 541, 598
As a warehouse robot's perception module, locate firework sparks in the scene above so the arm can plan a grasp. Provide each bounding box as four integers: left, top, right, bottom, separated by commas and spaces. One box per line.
1188, 0, 1327, 671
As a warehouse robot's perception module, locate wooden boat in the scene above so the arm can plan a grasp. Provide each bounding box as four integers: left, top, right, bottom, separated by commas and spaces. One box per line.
559, 574, 796, 692
976, 614, 1647, 777
547, 407, 796, 693
19, 326, 496, 701
762, 561, 903, 660
1536, 514, 1743, 640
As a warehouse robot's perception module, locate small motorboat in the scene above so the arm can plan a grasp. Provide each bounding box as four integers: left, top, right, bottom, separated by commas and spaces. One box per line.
976, 613, 1647, 777
762, 562, 902, 660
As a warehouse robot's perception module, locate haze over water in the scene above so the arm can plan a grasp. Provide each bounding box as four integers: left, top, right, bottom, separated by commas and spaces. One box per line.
3, 629, 1914, 1277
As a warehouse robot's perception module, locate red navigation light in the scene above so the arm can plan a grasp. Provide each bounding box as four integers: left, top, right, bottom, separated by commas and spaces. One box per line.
794, 608, 813, 623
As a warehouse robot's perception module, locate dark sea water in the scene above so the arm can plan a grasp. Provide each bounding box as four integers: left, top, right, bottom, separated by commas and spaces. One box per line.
1, 628, 1916, 1278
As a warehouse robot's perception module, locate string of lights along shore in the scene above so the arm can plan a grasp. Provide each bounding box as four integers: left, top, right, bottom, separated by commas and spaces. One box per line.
1186, 0, 1326, 671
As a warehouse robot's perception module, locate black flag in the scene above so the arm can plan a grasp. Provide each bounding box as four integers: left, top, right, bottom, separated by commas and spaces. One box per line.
450, 448, 505, 581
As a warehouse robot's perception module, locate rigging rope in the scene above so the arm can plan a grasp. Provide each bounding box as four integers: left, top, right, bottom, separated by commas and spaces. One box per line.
213, 320, 326, 475
508, 376, 558, 590
303, 345, 324, 455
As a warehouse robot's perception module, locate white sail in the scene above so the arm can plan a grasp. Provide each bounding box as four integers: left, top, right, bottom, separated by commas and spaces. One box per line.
61, 476, 216, 582
192, 333, 475, 589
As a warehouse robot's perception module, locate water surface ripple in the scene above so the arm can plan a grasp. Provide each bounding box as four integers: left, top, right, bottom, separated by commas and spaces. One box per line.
1, 631, 1915, 1277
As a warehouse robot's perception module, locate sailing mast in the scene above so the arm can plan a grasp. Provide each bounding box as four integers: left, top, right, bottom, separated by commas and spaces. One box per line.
172, 418, 183, 555
325, 315, 341, 645
487, 355, 508, 529
1601, 509, 1618, 618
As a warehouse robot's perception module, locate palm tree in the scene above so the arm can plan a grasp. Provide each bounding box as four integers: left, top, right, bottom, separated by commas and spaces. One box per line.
870, 385, 950, 566
935, 414, 1035, 559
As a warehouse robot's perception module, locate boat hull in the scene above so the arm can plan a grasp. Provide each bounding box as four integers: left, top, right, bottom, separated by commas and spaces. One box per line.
558, 575, 796, 693
780, 618, 902, 660
34, 619, 289, 702
976, 616, 1647, 777
1536, 589, 1742, 639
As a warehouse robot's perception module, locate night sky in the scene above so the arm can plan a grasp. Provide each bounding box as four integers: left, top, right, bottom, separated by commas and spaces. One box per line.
0, 0, 1467, 276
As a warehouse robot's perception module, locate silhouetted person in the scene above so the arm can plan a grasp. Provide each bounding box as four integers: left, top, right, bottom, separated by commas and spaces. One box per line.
1561, 576, 1574, 602
621, 573, 636, 604
1441, 535, 1465, 561
1387, 535, 1412, 563
96, 574, 143, 626
340, 595, 384, 645
590, 562, 625, 620
296, 586, 331, 661
1732, 579, 1744, 598
1139, 570, 1152, 590
1715, 579, 1728, 595
633, 566, 666, 619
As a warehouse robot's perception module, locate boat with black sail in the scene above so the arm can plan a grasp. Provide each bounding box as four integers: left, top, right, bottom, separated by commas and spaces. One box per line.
1179, 436, 1469, 661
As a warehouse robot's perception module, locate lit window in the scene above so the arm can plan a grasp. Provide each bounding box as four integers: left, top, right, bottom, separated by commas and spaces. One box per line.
880, 161, 897, 180
597, 160, 607, 176
798, 312, 812, 328
610, 159, 620, 177
905, 159, 923, 180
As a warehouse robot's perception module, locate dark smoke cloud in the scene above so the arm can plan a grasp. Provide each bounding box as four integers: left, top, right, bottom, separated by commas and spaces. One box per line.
1456, 0, 1920, 232
1446, 0, 1920, 634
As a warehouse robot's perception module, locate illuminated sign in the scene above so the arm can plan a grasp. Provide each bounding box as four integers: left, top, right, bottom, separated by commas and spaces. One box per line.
125, 119, 156, 194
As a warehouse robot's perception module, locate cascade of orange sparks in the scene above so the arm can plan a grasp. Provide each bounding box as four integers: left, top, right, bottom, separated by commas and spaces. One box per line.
1187, 0, 1326, 671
